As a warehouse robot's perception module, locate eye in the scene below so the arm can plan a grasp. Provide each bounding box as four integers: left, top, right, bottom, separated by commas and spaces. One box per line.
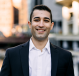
44, 20, 49, 22
34, 19, 40, 22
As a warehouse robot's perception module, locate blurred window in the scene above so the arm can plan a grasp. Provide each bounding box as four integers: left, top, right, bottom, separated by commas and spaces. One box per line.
35, 0, 42, 5
14, 7, 19, 24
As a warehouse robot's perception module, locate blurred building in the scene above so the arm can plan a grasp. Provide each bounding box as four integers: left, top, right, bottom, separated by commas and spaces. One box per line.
56, 0, 79, 35
0, 0, 13, 37
0, 0, 28, 37
55, 0, 79, 50
56, 0, 79, 76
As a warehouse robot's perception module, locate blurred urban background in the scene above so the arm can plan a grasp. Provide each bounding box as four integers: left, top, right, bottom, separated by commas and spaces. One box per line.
0, 0, 79, 76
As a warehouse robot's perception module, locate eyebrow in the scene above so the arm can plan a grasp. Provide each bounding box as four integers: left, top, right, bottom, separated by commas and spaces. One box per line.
33, 17, 40, 19
33, 17, 50, 20
44, 17, 50, 20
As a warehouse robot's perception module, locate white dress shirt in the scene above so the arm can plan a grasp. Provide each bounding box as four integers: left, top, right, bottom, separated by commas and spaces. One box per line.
29, 39, 51, 76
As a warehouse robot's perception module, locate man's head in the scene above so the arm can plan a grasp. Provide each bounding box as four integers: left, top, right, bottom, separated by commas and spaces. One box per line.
30, 5, 52, 23
28, 5, 54, 41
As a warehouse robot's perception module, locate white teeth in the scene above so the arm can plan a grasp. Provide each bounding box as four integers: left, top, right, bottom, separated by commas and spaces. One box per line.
38, 30, 44, 31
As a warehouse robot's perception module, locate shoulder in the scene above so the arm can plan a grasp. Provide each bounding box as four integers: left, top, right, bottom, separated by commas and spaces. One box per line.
6, 40, 29, 54
51, 44, 73, 64
50, 43, 72, 57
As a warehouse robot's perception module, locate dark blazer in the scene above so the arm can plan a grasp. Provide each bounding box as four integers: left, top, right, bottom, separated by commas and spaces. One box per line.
0, 41, 74, 76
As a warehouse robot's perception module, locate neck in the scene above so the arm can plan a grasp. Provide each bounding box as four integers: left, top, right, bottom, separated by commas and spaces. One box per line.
31, 36, 48, 51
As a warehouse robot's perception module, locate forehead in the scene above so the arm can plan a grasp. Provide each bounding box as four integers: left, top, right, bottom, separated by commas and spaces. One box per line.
32, 10, 50, 18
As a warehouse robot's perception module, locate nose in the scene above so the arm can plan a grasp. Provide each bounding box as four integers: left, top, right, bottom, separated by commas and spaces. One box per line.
38, 20, 44, 27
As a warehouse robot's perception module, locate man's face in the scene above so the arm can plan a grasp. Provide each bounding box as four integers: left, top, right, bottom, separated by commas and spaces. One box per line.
28, 10, 54, 41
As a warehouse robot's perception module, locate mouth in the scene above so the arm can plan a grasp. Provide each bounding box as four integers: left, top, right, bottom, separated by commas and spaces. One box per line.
36, 29, 46, 31
36, 29, 46, 33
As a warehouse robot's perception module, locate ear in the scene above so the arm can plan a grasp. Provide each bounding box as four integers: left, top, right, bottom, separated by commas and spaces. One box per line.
50, 22, 54, 30
28, 21, 31, 29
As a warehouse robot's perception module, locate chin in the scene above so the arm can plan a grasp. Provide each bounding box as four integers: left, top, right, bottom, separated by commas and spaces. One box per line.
35, 36, 47, 41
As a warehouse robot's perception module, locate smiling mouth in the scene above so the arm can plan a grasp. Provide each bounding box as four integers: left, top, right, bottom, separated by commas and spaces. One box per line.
36, 29, 46, 31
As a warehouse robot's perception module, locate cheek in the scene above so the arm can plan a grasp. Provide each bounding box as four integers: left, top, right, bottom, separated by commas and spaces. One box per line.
45, 24, 51, 30
44, 23, 51, 26
31, 26, 35, 32
32, 21, 38, 25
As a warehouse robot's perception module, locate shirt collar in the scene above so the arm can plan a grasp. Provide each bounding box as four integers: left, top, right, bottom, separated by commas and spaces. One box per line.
44, 39, 50, 54
29, 38, 50, 53
29, 38, 36, 51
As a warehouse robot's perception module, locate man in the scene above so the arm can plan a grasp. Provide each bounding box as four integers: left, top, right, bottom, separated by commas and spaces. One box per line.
0, 5, 74, 76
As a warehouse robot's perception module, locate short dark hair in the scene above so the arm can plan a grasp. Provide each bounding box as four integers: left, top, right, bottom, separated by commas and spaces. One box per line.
30, 5, 52, 23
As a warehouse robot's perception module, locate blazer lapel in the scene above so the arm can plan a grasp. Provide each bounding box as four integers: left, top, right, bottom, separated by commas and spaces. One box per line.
19, 41, 58, 76
20, 41, 29, 76
50, 43, 58, 76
